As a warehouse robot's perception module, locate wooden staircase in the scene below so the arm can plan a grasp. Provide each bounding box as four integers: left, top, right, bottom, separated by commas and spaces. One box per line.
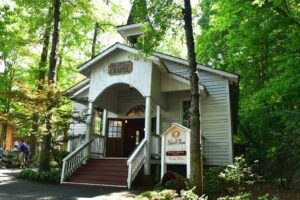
66, 158, 128, 187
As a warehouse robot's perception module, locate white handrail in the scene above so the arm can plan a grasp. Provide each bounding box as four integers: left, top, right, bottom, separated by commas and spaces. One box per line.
127, 138, 147, 189
60, 139, 94, 183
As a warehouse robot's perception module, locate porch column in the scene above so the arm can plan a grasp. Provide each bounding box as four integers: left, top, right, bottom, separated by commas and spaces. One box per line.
144, 96, 152, 175
101, 109, 107, 137
156, 105, 161, 135
156, 105, 161, 180
85, 101, 95, 143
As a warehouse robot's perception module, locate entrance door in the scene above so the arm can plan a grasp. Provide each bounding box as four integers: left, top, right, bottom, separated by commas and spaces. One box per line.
123, 119, 145, 157
106, 119, 124, 157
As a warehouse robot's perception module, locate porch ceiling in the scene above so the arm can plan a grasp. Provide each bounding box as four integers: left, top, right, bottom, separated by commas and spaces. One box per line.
94, 83, 145, 115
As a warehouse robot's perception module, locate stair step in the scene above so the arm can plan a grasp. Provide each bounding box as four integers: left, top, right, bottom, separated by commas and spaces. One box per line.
85, 162, 127, 167
68, 158, 129, 187
73, 170, 128, 177
70, 174, 127, 181
80, 166, 128, 171
69, 178, 127, 186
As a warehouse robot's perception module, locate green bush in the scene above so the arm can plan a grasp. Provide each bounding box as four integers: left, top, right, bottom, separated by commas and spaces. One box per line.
218, 156, 261, 193
217, 193, 279, 200
52, 149, 69, 168
135, 188, 207, 200
19, 169, 61, 184
217, 192, 251, 200
203, 166, 226, 194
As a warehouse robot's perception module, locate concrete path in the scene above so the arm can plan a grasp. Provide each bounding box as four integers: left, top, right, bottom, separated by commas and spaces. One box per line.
0, 169, 137, 200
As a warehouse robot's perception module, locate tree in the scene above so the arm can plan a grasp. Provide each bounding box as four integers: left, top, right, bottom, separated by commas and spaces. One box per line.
39, 0, 61, 172
132, 0, 203, 194
197, 0, 300, 188
183, 0, 203, 194
31, 6, 52, 157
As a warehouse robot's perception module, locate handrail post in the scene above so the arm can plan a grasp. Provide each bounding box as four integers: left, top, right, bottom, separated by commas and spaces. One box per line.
127, 163, 132, 189
61, 160, 66, 183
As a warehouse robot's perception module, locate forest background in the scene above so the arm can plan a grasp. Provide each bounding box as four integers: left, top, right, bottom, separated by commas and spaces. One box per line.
0, 0, 299, 190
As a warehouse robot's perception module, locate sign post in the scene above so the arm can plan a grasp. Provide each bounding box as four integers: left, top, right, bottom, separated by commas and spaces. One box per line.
161, 123, 191, 179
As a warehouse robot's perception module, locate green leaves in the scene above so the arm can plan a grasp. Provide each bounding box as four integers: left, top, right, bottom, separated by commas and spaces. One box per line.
197, 0, 300, 187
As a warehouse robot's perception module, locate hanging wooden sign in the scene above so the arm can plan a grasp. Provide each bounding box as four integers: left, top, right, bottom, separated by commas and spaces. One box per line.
108, 61, 133, 75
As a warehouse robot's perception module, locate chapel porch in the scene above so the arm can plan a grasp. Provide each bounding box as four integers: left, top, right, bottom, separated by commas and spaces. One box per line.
61, 83, 162, 188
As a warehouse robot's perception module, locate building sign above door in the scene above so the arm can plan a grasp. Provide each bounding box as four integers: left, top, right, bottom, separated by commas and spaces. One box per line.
108, 61, 133, 75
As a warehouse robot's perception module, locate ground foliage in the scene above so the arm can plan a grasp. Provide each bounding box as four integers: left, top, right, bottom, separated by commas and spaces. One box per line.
19, 169, 61, 184
197, 0, 300, 189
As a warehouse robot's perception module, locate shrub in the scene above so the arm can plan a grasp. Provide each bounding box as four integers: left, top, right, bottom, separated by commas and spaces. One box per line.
135, 188, 207, 200
218, 156, 261, 193
19, 169, 61, 184
217, 192, 251, 200
203, 166, 226, 194
217, 193, 279, 200
52, 149, 69, 168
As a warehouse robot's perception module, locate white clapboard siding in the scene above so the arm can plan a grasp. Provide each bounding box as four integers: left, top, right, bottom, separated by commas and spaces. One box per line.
89, 50, 152, 102
69, 102, 88, 135
162, 60, 233, 165
161, 91, 190, 132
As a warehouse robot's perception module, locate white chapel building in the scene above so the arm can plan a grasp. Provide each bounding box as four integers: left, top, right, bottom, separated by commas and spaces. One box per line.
61, 9, 239, 188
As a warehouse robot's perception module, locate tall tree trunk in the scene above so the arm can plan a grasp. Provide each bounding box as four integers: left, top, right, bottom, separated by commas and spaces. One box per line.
39, 0, 61, 172
91, 23, 99, 58
48, 0, 61, 84
30, 7, 52, 157
183, 0, 203, 195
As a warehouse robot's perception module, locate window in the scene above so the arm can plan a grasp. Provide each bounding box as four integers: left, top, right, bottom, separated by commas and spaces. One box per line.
126, 105, 145, 116
108, 120, 122, 138
182, 100, 191, 128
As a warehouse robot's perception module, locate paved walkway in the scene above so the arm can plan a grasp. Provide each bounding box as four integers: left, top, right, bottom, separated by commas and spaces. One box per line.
0, 169, 137, 200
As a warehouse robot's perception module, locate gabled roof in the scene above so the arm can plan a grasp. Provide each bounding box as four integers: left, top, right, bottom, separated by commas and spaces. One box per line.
161, 123, 190, 136
78, 42, 160, 75
78, 42, 238, 82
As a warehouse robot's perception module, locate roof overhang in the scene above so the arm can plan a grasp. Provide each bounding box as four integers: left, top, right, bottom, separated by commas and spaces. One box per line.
166, 73, 208, 96
117, 23, 143, 40
155, 52, 239, 82
63, 78, 90, 97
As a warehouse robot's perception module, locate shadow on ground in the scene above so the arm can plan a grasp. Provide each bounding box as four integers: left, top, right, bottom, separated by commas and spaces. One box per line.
0, 169, 138, 200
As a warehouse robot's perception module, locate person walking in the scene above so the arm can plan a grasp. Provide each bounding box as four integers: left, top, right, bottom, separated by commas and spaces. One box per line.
0, 145, 3, 161
19, 140, 27, 169
13, 140, 20, 151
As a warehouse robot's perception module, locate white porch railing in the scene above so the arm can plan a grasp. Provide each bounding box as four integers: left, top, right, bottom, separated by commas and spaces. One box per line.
127, 138, 147, 189
151, 134, 160, 159
68, 135, 85, 152
60, 139, 94, 183
91, 135, 105, 158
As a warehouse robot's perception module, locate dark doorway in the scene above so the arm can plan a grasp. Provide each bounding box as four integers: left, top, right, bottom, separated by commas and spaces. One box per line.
105, 118, 156, 157
106, 119, 124, 157
123, 118, 145, 157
